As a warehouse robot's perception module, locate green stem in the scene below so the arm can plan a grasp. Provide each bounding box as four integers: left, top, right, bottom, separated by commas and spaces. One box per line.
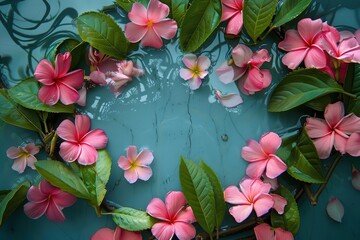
49, 132, 58, 159
343, 91, 357, 99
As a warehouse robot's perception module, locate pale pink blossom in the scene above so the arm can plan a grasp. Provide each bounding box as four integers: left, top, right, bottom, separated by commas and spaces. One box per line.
34, 52, 84, 105
271, 194, 287, 215
57, 114, 108, 165
216, 44, 272, 95
326, 197, 344, 223
278, 18, 328, 69
88, 46, 117, 85
91, 226, 141, 240
76, 87, 87, 106
224, 177, 274, 223
215, 90, 243, 107
221, 0, 244, 35
146, 191, 196, 240
6, 143, 39, 173
254, 223, 294, 240
262, 174, 279, 191
24, 180, 76, 222
347, 133, 360, 157
118, 145, 153, 184
305, 101, 360, 159
124, 0, 178, 48
352, 165, 360, 191
241, 132, 287, 179
179, 54, 211, 90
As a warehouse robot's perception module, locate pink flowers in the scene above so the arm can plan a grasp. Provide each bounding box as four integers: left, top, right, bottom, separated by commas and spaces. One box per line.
179, 54, 211, 90
241, 132, 287, 179
305, 101, 360, 159
91, 226, 141, 240
24, 180, 76, 222
124, 0, 178, 48
146, 191, 196, 240
221, 0, 244, 35
57, 114, 108, 165
254, 223, 294, 240
34, 52, 84, 105
347, 133, 360, 156
216, 44, 272, 95
215, 90, 243, 108
6, 143, 39, 173
118, 145, 154, 184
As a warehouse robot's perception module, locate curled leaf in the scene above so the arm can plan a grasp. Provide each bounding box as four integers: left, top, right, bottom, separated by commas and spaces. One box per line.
326, 197, 344, 223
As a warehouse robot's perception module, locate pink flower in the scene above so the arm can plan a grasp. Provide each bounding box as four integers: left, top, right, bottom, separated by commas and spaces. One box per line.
221, 0, 244, 35
125, 0, 178, 48
326, 197, 344, 223
305, 101, 360, 159
179, 54, 211, 90
146, 191, 196, 240
351, 165, 360, 191
278, 18, 328, 69
6, 143, 39, 173
254, 223, 294, 240
88, 46, 118, 85
224, 177, 274, 223
34, 52, 84, 105
57, 114, 108, 165
118, 145, 153, 184
216, 44, 272, 95
347, 133, 360, 157
91, 226, 141, 240
215, 90, 243, 108
241, 132, 287, 179
24, 180, 76, 222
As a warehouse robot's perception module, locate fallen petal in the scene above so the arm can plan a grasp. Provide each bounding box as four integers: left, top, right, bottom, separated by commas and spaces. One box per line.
352, 165, 360, 191
215, 90, 243, 108
326, 197, 344, 223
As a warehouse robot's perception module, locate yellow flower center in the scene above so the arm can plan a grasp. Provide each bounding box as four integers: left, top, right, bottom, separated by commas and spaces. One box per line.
192, 65, 201, 77
147, 21, 153, 27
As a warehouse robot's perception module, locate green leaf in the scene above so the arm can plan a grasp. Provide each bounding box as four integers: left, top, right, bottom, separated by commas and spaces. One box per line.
271, 185, 300, 235
200, 161, 225, 229
0, 181, 30, 226
8, 78, 75, 113
112, 207, 156, 231
268, 69, 347, 112
76, 11, 129, 60
0, 191, 11, 202
272, 0, 312, 28
79, 150, 112, 206
276, 131, 300, 165
0, 89, 42, 132
344, 64, 360, 116
35, 160, 90, 199
115, 0, 148, 12
161, 0, 189, 23
179, 0, 222, 52
287, 129, 325, 183
243, 0, 278, 42
304, 95, 332, 112
56, 38, 80, 55
179, 157, 216, 235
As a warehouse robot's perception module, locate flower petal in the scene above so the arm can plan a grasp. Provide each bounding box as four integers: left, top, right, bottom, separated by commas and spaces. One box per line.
147, 0, 169, 21
136, 166, 153, 181
6, 147, 22, 159
346, 133, 360, 157
76, 87, 87, 107
125, 22, 148, 43
52, 191, 77, 208
77, 144, 98, 165
25, 143, 40, 155
251, 49, 271, 67
274, 228, 294, 240
259, 132, 281, 155
58, 69, 84, 89
278, 30, 307, 51
180, 68, 194, 80
216, 61, 247, 84
254, 223, 274, 240
90, 71, 107, 85
45, 200, 66, 222
57, 119, 77, 142
165, 191, 187, 219
253, 194, 274, 217
229, 204, 253, 223
127, 145, 138, 160
118, 227, 142, 240
118, 156, 131, 170
304, 46, 327, 69
221, 3, 238, 22
81, 129, 108, 149
24, 201, 48, 219
306, 117, 331, 138
91, 228, 115, 240
333, 133, 348, 154
224, 186, 249, 205
27, 186, 47, 202
147, 197, 170, 221
151, 222, 174, 240
312, 133, 335, 159
352, 165, 360, 191
281, 48, 308, 70
337, 113, 360, 134
326, 197, 344, 223
39, 180, 59, 195
182, 54, 197, 69
188, 77, 202, 90
153, 19, 178, 40
141, 27, 163, 48
241, 139, 267, 162
215, 90, 243, 108
124, 168, 139, 183
325, 101, 344, 127
297, 18, 323, 44
54, 52, 71, 77
173, 221, 196, 240
74, 115, 91, 139
11, 157, 27, 173
34, 59, 55, 85
59, 141, 81, 163
136, 148, 154, 165
246, 161, 267, 179
271, 194, 287, 215
57, 83, 80, 105
226, 11, 243, 35
38, 84, 60, 106
232, 44, 253, 67
26, 155, 37, 170
265, 156, 287, 179
197, 55, 211, 70
175, 206, 196, 223
128, 2, 148, 25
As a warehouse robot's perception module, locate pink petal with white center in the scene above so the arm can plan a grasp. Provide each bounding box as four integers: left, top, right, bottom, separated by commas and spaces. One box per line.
265, 156, 287, 179
147, 198, 171, 221
216, 61, 247, 84
182, 54, 197, 69
52, 191, 76, 208
124, 168, 139, 183
281, 48, 309, 70
253, 194, 274, 217
224, 186, 249, 205
91, 228, 115, 240
306, 118, 331, 138
12, 157, 27, 173
38, 84, 60, 105
326, 197, 344, 223
76, 87, 87, 107
304, 46, 327, 69
226, 11, 243, 35
188, 77, 202, 90
246, 161, 268, 179
215, 90, 243, 108
24, 143, 40, 155
274, 228, 294, 240
271, 194, 287, 214
59, 141, 81, 162
153, 19, 178, 40
333, 133, 348, 154
197, 55, 211, 70
57, 119, 77, 142
77, 143, 98, 165
75, 115, 91, 138
313, 132, 335, 159
90, 71, 107, 85
141, 27, 163, 48
346, 133, 360, 156
59, 69, 84, 89
26, 155, 37, 170
278, 30, 307, 51
118, 156, 131, 170
221, 4, 238, 22
352, 165, 360, 191
58, 83, 80, 105
165, 191, 187, 219
297, 18, 323, 44
136, 166, 153, 181
6, 147, 22, 159
180, 68, 194, 80
27, 186, 47, 202
229, 204, 253, 223
175, 206, 196, 223
128, 2, 148, 25
45, 200, 66, 222
136, 149, 154, 165
147, 0, 170, 22
24, 201, 48, 219
173, 221, 196, 240
81, 129, 108, 149
151, 222, 175, 240
34, 59, 55, 85
325, 101, 344, 127
232, 44, 253, 67
259, 132, 282, 155
54, 52, 71, 77
337, 114, 360, 134
254, 223, 274, 240
125, 22, 148, 43
241, 139, 267, 162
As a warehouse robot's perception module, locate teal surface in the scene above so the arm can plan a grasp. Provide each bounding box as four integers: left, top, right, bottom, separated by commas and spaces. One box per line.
0, 0, 360, 239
